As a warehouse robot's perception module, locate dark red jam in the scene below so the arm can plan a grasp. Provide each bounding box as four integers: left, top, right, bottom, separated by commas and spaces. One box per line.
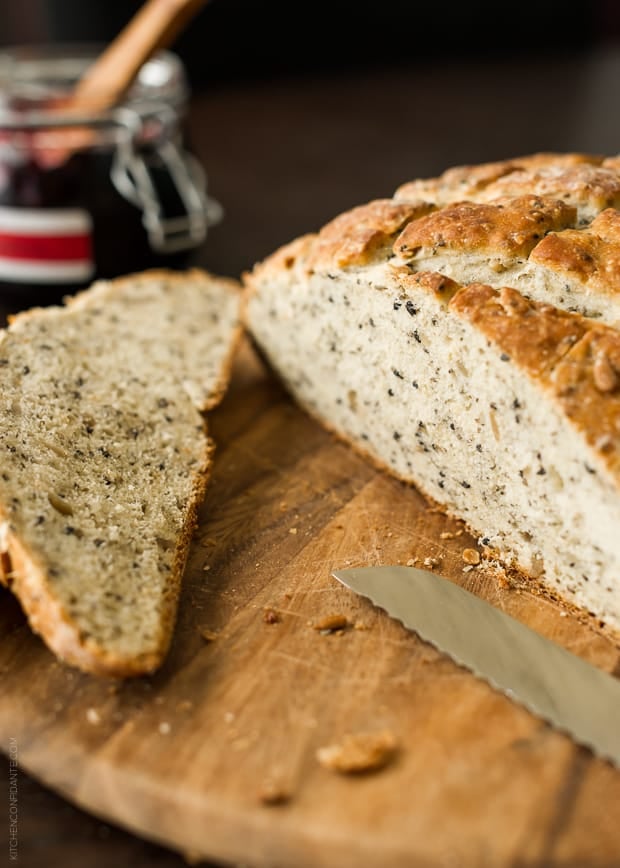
0, 50, 218, 309
0, 138, 192, 307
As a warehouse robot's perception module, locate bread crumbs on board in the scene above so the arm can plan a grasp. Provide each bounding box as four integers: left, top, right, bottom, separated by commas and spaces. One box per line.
462, 548, 481, 565
312, 614, 350, 633
496, 572, 511, 589
258, 779, 292, 806
316, 730, 398, 774
263, 607, 281, 624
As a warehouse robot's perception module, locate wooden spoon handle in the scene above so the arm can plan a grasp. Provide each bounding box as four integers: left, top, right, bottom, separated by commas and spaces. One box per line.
69, 0, 209, 113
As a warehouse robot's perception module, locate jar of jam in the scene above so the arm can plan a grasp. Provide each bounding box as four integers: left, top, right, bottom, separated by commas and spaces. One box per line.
0, 44, 222, 306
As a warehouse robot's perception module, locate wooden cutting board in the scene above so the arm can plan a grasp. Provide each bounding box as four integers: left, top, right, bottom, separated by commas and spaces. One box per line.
1, 338, 620, 868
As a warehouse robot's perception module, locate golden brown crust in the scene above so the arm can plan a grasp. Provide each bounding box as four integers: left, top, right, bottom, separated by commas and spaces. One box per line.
449, 284, 588, 377
395, 159, 521, 203
394, 153, 603, 204
450, 284, 620, 479
601, 155, 620, 172
393, 196, 576, 261
529, 208, 620, 299
514, 152, 604, 170
550, 328, 620, 477
247, 234, 316, 288
479, 165, 620, 215
585, 207, 620, 243
247, 154, 620, 291
389, 267, 461, 303
306, 199, 434, 271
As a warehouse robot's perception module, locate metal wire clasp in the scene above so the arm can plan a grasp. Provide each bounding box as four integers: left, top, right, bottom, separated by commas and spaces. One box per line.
110, 106, 222, 254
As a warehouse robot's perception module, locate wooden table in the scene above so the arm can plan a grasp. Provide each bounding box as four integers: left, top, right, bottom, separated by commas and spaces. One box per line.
5, 47, 620, 868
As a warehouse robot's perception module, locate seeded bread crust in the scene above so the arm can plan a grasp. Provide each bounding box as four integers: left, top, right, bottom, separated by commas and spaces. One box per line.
448, 283, 620, 480
394, 197, 577, 260
245, 151, 620, 636
528, 209, 620, 299
0, 269, 242, 677
394, 153, 611, 212
307, 200, 434, 270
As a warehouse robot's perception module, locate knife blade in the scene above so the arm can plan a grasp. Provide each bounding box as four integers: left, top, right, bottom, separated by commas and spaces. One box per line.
332, 565, 620, 766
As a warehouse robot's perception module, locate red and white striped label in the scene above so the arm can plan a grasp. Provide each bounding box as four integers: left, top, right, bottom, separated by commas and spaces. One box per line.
0, 206, 94, 283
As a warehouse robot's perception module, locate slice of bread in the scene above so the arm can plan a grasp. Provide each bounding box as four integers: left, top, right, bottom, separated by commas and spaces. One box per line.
245, 152, 620, 637
0, 269, 242, 676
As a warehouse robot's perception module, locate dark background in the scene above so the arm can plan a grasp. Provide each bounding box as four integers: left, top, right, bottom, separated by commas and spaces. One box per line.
2, 0, 620, 87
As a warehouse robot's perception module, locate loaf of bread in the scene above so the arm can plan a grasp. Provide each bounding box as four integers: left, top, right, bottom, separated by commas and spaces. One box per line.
0, 269, 241, 676
245, 153, 620, 636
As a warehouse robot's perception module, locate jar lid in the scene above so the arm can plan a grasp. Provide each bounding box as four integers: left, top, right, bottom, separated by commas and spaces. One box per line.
0, 44, 189, 127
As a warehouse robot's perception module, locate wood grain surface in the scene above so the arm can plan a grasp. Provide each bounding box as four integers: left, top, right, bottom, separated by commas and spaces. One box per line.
6, 47, 620, 867
1, 336, 620, 868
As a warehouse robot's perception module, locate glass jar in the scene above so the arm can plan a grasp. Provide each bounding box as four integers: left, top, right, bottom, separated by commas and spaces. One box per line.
0, 44, 222, 306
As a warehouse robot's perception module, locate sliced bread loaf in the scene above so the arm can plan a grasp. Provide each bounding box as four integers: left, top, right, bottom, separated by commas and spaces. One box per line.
0, 269, 242, 676
245, 152, 620, 636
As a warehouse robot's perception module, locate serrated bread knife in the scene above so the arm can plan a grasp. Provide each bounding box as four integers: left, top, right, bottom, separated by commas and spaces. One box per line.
332, 566, 620, 766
